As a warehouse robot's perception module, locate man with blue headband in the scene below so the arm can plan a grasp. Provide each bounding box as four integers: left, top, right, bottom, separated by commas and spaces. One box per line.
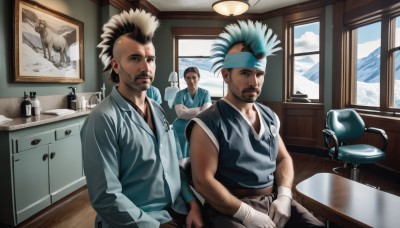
186, 20, 324, 227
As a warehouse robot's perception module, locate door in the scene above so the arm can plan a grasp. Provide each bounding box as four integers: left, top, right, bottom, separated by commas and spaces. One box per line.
49, 124, 84, 202
13, 145, 51, 223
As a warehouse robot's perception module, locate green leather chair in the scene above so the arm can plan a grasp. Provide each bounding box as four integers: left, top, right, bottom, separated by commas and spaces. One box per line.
322, 109, 387, 181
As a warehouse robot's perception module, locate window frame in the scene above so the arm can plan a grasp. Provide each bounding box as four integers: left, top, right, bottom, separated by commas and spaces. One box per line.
171, 27, 224, 99
283, 7, 325, 103
344, 9, 400, 113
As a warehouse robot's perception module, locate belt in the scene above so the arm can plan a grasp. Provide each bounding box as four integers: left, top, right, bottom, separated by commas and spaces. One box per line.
228, 185, 274, 197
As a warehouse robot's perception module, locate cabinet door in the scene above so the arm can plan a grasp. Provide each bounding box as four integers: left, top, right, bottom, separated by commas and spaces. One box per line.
13, 145, 51, 224
49, 126, 84, 202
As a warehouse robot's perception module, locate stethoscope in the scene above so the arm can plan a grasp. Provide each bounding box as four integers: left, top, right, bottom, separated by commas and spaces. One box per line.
264, 116, 277, 139
163, 117, 171, 132
160, 107, 171, 132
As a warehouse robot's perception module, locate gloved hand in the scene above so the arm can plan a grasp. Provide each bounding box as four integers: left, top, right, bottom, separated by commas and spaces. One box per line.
268, 186, 292, 228
234, 202, 276, 228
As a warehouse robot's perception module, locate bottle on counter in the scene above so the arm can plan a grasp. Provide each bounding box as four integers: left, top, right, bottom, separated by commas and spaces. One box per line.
79, 96, 87, 110
67, 87, 77, 110
30, 92, 41, 116
21, 91, 32, 117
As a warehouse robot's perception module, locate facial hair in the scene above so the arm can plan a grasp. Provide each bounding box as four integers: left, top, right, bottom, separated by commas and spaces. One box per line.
227, 73, 260, 103
120, 65, 153, 92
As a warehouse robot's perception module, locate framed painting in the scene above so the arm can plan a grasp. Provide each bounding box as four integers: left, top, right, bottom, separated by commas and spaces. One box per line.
14, 0, 84, 83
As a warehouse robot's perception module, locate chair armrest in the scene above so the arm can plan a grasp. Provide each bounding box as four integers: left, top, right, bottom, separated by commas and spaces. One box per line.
322, 129, 339, 159
366, 127, 388, 151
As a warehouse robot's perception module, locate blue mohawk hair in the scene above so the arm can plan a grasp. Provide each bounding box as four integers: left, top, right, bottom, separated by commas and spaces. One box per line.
210, 20, 282, 74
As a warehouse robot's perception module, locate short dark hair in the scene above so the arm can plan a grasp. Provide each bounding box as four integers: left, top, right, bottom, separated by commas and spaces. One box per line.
183, 66, 200, 79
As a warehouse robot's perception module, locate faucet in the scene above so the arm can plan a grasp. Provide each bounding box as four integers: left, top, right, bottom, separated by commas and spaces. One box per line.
88, 92, 102, 108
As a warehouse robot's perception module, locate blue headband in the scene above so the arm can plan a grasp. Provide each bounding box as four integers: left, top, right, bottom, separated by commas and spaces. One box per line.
223, 52, 267, 71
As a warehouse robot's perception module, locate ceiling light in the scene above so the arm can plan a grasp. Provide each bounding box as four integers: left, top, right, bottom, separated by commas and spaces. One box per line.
212, 0, 250, 16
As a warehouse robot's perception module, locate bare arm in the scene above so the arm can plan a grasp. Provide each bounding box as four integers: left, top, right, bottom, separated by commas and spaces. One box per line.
190, 123, 241, 215
274, 134, 294, 189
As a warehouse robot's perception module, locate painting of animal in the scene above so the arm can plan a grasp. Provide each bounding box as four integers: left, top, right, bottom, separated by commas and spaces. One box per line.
34, 19, 70, 67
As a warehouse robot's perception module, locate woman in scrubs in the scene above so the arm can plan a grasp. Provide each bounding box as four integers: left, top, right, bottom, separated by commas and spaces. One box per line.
172, 67, 212, 159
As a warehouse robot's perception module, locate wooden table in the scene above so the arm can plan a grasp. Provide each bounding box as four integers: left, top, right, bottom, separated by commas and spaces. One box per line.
295, 172, 400, 228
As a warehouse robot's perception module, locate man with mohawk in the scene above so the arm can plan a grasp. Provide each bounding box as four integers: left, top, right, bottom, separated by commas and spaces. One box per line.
186, 20, 325, 228
81, 9, 203, 228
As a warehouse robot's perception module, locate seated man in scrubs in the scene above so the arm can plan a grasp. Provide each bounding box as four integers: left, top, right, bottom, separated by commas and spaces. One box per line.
186, 20, 325, 228
81, 9, 203, 228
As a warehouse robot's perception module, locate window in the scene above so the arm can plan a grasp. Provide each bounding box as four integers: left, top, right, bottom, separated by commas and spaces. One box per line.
293, 22, 320, 100
172, 27, 225, 98
346, 12, 400, 112
391, 16, 400, 108
352, 22, 381, 107
177, 39, 225, 97
284, 8, 325, 103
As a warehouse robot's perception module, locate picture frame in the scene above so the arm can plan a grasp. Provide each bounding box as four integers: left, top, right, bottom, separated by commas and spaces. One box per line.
14, 0, 84, 83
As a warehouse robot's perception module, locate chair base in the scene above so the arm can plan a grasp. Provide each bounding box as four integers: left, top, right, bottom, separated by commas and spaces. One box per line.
332, 162, 359, 181
350, 166, 359, 181
332, 163, 381, 189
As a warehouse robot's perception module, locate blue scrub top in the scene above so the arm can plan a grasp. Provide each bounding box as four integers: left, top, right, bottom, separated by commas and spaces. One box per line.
172, 87, 211, 159
146, 85, 162, 104
187, 99, 279, 189
81, 87, 194, 227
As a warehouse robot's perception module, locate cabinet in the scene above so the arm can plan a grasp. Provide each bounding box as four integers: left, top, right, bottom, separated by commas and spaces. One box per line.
0, 116, 86, 226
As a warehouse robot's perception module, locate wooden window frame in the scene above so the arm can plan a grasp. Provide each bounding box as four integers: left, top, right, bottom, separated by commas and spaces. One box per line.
171, 27, 224, 99
344, 8, 400, 114
283, 7, 325, 104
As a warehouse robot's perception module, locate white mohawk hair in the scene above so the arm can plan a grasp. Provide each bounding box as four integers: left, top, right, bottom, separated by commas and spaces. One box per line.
97, 9, 159, 72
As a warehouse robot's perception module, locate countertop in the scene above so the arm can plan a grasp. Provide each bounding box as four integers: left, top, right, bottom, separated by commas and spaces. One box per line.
0, 109, 91, 132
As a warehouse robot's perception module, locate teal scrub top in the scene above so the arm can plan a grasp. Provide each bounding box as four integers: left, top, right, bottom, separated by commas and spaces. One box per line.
81, 87, 195, 228
146, 85, 162, 104
172, 87, 211, 159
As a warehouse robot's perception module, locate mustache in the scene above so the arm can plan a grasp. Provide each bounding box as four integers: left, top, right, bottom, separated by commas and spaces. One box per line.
243, 87, 260, 93
135, 72, 153, 80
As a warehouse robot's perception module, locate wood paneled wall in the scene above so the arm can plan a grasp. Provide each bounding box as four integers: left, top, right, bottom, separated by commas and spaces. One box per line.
360, 114, 400, 173
263, 102, 400, 173
262, 102, 325, 149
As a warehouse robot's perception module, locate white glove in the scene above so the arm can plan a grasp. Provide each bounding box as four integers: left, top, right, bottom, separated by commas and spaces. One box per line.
268, 186, 292, 228
233, 202, 276, 228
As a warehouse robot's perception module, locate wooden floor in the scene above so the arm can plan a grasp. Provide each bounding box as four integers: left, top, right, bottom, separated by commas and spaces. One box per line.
15, 152, 400, 228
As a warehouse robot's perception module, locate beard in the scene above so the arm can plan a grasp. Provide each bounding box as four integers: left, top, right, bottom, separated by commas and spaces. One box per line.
134, 72, 153, 90
228, 86, 260, 103
225, 72, 262, 103
120, 68, 153, 92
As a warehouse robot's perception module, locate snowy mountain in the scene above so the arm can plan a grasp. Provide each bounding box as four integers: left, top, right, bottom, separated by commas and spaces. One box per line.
297, 46, 400, 105
356, 47, 381, 83
300, 47, 400, 84
177, 47, 400, 105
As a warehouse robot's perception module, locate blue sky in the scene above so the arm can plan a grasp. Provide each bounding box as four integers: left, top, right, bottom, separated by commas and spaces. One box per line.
294, 22, 319, 39
357, 21, 381, 43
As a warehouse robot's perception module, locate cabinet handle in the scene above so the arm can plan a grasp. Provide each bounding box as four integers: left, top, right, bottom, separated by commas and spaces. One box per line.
31, 139, 41, 145
65, 129, 72, 136
50, 152, 56, 159
42, 154, 48, 161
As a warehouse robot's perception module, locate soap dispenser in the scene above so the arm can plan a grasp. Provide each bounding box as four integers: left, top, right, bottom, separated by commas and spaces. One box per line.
67, 87, 77, 110
21, 91, 32, 117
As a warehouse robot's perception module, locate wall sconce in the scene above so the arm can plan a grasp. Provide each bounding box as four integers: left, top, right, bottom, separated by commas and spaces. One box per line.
212, 0, 250, 16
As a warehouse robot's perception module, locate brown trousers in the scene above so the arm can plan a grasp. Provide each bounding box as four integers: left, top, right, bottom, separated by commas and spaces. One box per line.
159, 209, 187, 228
204, 194, 325, 228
